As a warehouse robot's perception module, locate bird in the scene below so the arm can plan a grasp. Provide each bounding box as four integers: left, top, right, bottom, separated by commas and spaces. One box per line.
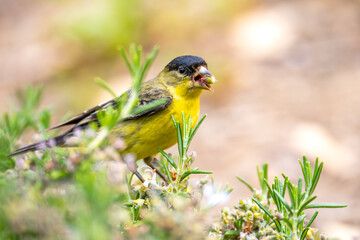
8, 55, 216, 181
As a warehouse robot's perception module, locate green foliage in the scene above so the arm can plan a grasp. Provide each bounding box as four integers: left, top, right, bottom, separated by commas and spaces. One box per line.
0, 87, 52, 170
117, 43, 159, 118
213, 157, 346, 240
157, 113, 213, 192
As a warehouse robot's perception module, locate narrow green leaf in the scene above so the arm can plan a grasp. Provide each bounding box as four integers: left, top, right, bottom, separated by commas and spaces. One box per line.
182, 111, 186, 140
252, 198, 274, 219
262, 163, 268, 181
314, 157, 319, 171
300, 227, 310, 240
158, 148, 177, 169
305, 210, 318, 229
94, 77, 117, 98
171, 114, 177, 127
162, 161, 174, 185
309, 161, 323, 195
187, 114, 192, 136
299, 157, 309, 190
252, 198, 281, 232
306, 203, 347, 209
236, 176, 254, 193
129, 43, 138, 66
234, 219, 242, 230
305, 161, 312, 187
282, 177, 288, 197
272, 178, 285, 212
134, 45, 141, 68
117, 46, 134, 77
257, 165, 267, 193
180, 169, 212, 181
176, 123, 183, 158
297, 178, 302, 204
294, 185, 299, 210
224, 230, 240, 236
300, 211, 319, 239
282, 218, 293, 228
189, 114, 206, 142
297, 214, 307, 228
263, 179, 273, 195
298, 196, 317, 214
287, 183, 296, 209
274, 190, 293, 214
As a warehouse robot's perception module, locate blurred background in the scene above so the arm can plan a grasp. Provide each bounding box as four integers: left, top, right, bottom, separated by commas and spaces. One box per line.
1, 0, 359, 238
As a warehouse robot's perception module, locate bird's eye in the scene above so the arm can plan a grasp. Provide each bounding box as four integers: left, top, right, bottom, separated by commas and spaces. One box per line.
178, 66, 185, 74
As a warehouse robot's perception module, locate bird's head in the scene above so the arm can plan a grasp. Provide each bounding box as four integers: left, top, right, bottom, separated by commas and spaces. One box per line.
160, 55, 216, 97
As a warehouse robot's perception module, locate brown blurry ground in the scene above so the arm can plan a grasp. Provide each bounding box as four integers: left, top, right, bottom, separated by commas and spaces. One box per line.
1, 0, 359, 238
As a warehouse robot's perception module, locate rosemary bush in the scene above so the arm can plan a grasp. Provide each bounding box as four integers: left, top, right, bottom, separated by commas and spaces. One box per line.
213, 159, 347, 240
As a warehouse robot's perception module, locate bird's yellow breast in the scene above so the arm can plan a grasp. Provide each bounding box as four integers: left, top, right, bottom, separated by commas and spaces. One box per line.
113, 87, 202, 160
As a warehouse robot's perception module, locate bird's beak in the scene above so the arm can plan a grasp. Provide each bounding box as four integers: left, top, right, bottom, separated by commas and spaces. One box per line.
193, 66, 216, 91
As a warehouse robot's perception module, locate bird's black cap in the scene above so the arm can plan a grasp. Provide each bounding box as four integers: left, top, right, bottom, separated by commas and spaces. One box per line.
166, 55, 207, 75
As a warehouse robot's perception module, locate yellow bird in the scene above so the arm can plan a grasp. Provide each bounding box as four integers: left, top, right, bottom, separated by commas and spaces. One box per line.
9, 55, 216, 180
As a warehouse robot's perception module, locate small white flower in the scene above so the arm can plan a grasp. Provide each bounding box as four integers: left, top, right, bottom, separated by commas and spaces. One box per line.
142, 169, 158, 188
203, 185, 230, 207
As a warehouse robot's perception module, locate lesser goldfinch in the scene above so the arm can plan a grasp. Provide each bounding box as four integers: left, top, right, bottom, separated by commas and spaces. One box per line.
9, 55, 215, 180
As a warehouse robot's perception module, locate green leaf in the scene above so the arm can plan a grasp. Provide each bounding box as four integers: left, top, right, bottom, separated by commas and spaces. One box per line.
258, 164, 268, 193
236, 176, 254, 193
298, 196, 317, 214
305, 210, 318, 228
158, 148, 177, 169
297, 178, 302, 203
305, 161, 312, 189
189, 114, 206, 142
252, 198, 274, 219
297, 214, 307, 228
282, 218, 293, 228
262, 163, 268, 182
171, 114, 177, 127
281, 177, 288, 197
274, 190, 293, 214
306, 203, 347, 209
94, 77, 117, 98
287, 182, 296, 209
224, 230, 240, 236
117, 45, 134, 77
182, 111, 186, 141
300, 211, 319, 240
162, 161, 174, 185
180, 169, 212, 181
300, 227, 310, 240
252, 198, 281, 232
299, 157, 309, 190
309, 161, 323, 196
176, 122, 183, 158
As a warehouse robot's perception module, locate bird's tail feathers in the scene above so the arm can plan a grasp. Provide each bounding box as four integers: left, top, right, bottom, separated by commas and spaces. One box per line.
8, 135, 67, 158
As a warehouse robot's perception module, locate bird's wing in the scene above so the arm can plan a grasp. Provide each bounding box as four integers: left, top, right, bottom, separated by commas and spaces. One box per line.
44, 88, 172, 131
125, 86, 172, 120
43, 99, 117, 131
125, 96, 172, 120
